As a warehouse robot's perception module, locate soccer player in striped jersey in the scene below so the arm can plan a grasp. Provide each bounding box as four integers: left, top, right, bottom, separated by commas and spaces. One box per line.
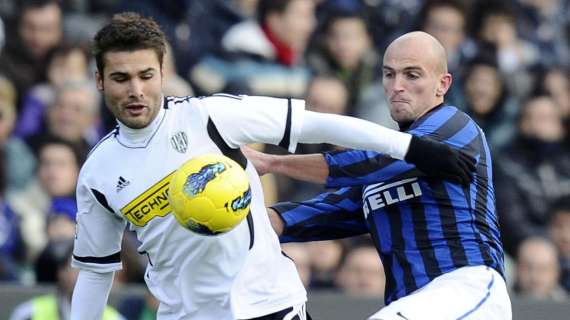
69, 15, 475, 320
246, 32, 511, 319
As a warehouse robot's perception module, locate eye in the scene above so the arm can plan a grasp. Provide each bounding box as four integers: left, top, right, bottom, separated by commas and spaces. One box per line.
141, 73, 154, 80
112, 77, 127, 83
406, 72, 420, 80
383, 71, 394, 78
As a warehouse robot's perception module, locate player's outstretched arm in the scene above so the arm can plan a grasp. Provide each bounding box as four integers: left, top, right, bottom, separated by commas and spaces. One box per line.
242, 146, 328, 184
299, 111, 475, 185
71, 270, 114, 320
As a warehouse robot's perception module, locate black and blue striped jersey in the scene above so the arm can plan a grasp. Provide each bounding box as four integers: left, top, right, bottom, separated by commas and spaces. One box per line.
273, 105, 504, 305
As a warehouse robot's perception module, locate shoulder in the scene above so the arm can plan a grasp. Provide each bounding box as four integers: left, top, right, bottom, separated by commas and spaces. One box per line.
84, 127, 119, 163
415, 105, 478, 132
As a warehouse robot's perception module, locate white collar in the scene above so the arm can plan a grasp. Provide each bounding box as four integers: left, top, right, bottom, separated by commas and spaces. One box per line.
117, 97, 166, 148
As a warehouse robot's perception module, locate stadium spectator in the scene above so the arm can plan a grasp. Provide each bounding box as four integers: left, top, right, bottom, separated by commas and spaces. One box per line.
189, 0, 316, 97
514, 0, 570, 67
470, 1, 537, 98
495, 94, 570, 255
307, 240, 344, 289
25, 81, 100, 159
9, 239, 124, 320
0, 76, 36, 193
459, 53, 518, 151
182, 0, 259, 71
14, 45, 91, 139
335, 245, 385, 297
547, 196, 570, 293
514, 236, 567, 301
0, 0, 63, 109
34, 199, 77, 283
532, 66, 570, 118
9, 138, 81, 262
307, 8, 380, 115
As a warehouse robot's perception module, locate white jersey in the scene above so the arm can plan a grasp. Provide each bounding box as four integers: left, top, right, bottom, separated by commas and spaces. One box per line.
72, 95, 306, 319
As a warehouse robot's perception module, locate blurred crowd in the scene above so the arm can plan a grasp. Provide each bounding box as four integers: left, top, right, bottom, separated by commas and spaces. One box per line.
1, 0, 570, 317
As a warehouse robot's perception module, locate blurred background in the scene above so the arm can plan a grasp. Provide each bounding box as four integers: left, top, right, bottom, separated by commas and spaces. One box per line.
0, 0, 570, 319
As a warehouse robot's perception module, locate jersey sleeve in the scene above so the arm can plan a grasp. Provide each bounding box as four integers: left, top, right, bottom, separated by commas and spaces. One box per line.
201, 94, 305, 153
324, 149, 419, 188
72, 174, 126, 273
271, 186, 368, 243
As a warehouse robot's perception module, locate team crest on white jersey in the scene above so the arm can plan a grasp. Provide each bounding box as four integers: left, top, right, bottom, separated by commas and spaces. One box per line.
170, 131, 188, 153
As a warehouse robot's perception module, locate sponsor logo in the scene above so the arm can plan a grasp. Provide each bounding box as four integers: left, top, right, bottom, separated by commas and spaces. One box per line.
363, 178, 423, 217
120, 173, 174, 227
170, 131, 188, 153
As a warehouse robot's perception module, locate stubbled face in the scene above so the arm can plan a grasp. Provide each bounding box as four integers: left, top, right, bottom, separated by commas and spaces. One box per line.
96, 49, 163, 129
382, 40, 450, 125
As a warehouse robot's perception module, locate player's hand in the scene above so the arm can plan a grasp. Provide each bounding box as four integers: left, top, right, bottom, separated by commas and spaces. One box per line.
404, 135, 476, 186
241, 145, 272, 176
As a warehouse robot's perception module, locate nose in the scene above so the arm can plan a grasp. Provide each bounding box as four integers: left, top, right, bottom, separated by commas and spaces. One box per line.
128, 79, 144, 98
392, 75, 405, 93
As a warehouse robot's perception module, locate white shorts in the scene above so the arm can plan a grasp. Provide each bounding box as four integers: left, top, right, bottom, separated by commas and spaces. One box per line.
368, 266, 512, 320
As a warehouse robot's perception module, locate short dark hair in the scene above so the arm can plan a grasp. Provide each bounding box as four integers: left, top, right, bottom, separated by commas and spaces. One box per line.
257, 0, 291, 24
416, 0, 467, 30
18, 0, 61, 15
37, 135, 85, 167
322, 8, 370, 36
93, 12, 167, 73
548, 196, 570, 222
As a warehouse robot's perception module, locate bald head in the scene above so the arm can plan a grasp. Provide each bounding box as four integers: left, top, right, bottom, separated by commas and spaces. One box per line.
386, 31, 448, 75
382, 31, 453, 125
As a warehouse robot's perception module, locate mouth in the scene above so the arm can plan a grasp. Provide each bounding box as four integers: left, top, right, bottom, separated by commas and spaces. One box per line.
124, 103, 148, 116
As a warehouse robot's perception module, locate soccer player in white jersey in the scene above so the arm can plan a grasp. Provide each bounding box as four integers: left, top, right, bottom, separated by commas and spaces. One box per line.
70, 12, 475, 320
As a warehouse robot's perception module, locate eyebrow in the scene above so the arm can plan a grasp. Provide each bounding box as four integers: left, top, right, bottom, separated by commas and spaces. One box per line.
382, 65, 424, 74
109, 67, 156, 77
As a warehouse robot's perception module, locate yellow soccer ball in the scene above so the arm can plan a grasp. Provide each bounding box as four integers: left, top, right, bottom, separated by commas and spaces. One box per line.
168, 154, 251, 235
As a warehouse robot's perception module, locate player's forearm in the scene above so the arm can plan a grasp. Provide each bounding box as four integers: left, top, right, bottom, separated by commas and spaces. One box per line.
271, 153, 329, 184
299, 111, 411, 160
71, 269, 114, 320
